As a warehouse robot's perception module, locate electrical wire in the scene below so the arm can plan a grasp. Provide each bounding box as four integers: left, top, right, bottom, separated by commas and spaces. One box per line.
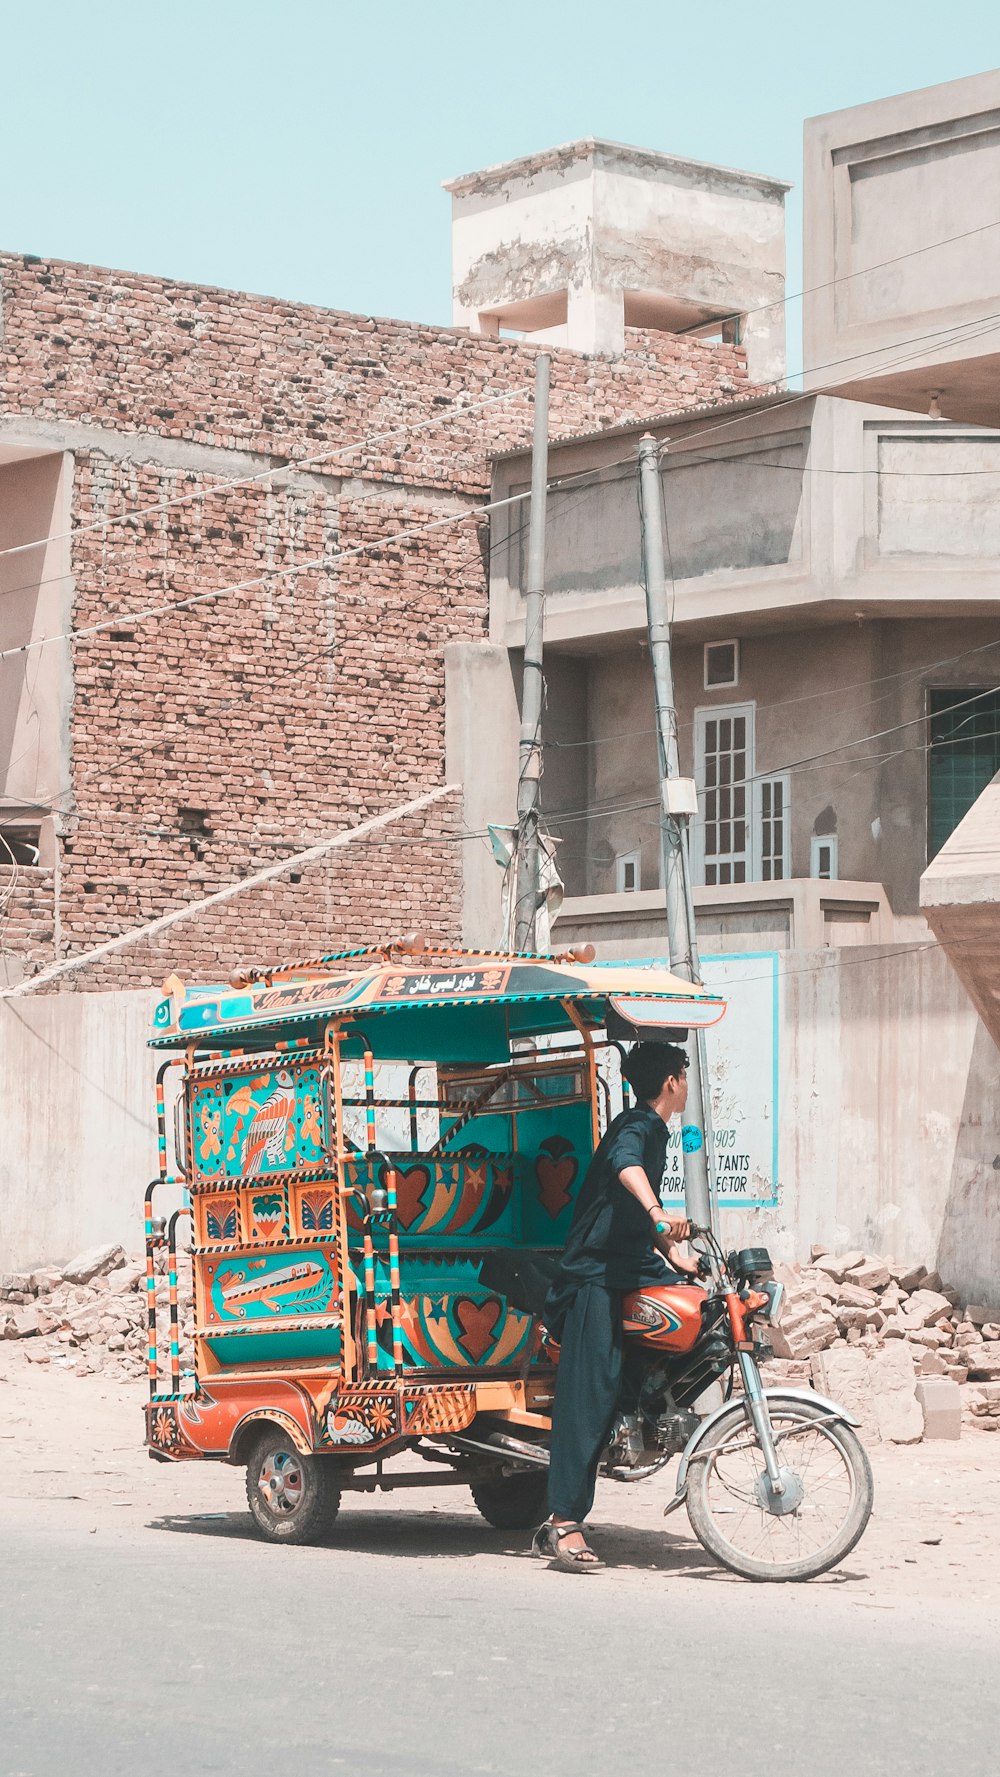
7, 285, 1000, 621
675, 215, 1000, 335
0, 384, 532, 569
4, 206, 999, 576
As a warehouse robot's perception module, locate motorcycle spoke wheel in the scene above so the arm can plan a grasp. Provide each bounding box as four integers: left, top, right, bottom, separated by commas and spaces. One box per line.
685, 1399, 874, 1582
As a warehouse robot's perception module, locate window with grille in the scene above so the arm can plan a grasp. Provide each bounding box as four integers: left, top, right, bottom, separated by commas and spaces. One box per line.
760, 776, 791, 880
928, 689, 1000, 859
695, 704, 754, 885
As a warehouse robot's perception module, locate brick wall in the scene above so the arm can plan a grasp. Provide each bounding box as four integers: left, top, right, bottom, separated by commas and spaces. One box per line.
0, 251, 755, 989
0, 867, 56, 987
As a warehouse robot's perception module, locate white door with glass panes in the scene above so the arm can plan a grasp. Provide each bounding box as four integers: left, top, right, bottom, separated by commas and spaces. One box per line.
694, 704, 754, 885
693, 705, 790, 886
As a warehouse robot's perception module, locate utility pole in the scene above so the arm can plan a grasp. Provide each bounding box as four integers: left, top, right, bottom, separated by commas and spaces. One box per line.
637, 433, 715, 1231
513, 352, 551, 953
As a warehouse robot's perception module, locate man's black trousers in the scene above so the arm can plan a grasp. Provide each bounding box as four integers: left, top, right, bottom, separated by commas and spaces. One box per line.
546, 1281, 623, 1523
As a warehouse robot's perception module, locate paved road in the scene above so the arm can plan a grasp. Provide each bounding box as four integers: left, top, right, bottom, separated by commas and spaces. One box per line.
2, 1357, 998, 1777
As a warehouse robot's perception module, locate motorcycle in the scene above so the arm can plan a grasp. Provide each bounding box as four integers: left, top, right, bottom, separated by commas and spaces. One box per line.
465, 1230, 874, 1583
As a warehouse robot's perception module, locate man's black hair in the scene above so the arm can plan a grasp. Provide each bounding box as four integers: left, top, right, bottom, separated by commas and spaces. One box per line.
621, 1041, 689, 1102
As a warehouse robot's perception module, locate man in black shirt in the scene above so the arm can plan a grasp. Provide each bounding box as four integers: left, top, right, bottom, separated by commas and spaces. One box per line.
534, 1042, 693, 1572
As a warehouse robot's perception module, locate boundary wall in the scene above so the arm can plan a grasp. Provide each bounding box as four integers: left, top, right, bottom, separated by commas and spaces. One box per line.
3, 947, 999, 1305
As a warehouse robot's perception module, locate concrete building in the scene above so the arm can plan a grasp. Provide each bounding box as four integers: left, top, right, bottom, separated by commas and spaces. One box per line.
444, 71, 1000, 1301
467, 381, 1000, 952
804, 69, 1000, 427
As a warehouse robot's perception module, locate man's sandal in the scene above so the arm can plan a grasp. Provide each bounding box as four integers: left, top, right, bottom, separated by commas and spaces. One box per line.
531, 1519, 605, 1573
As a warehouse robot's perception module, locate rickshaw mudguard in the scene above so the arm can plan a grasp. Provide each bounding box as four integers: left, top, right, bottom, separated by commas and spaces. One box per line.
664, 1387, 862, 1514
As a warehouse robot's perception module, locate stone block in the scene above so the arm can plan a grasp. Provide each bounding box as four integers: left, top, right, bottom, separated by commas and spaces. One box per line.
61, 1244, 126, 1286
902, 1288, 952, 1328
836, 1283, 879, 1309
812, 1251, 865, 1284
809, 1244, 829, 1262
65, 1305, 102, 1341
12, 1306, 39, 1337
917, 1350, 949, 1376
810, 1345, 879, 1443
29, 1267, 63, 1295
845, 1258, 891, 1292
870, 1343, 923, 1444
916, 1378, 962, 1440
964, 1304, 990, 1327
967, 1347, 1000, 1381
893, 1263, 927, 1292
836, 1308, 869, 1333
107, 1264, 144, 1296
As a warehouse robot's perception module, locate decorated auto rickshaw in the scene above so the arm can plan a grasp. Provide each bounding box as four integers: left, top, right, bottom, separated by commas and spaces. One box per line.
143, 936, 872, 1581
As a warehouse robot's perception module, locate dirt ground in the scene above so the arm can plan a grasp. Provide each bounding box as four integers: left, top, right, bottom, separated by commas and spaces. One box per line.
3, 1341, 1000, 1609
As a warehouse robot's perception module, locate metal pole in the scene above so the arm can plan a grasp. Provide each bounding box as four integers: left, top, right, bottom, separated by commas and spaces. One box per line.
513, 353, 551, 952
637, 433, 715, 1230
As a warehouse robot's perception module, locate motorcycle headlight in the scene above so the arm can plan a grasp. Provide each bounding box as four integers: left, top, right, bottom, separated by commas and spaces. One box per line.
760, 1279, 784, 1325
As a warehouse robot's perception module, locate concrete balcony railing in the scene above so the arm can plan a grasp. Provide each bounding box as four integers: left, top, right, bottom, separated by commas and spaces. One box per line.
554, 877, 903, 958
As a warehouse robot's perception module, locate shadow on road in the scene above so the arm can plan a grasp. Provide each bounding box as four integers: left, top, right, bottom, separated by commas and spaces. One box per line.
145, 1508, 868, 1584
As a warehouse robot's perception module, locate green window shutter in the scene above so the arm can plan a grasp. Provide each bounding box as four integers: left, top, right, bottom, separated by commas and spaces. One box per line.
928, 690, 1000, 859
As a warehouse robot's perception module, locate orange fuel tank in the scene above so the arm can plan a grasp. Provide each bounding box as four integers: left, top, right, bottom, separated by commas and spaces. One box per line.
622, 1283, 707, 1352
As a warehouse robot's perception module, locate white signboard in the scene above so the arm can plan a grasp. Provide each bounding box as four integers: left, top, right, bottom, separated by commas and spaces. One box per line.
655, 951, 779, 1209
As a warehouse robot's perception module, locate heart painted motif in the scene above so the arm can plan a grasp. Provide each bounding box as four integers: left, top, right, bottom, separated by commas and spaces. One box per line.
394, 1165, 431, 1231
455, 1296, 502, 1362
535, 1137, 578, 1219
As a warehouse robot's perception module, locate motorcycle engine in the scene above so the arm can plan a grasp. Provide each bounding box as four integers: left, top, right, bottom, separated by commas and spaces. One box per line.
654, 1409, 702, 1453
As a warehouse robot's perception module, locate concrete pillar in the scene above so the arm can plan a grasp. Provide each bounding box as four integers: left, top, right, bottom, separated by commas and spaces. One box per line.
444, 642, 520, 948
566, 284, 625, 356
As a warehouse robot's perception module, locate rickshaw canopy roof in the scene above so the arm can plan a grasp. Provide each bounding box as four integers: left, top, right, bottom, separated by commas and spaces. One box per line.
149, 946, 726, 1063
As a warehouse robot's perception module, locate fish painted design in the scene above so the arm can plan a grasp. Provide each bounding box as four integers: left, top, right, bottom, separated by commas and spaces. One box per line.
216, 1258, 333, 1318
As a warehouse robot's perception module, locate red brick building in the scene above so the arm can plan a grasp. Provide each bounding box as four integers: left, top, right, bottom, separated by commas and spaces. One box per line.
0, 244, 751, 989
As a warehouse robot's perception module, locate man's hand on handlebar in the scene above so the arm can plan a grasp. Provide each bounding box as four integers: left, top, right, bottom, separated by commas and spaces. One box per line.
666, 1240, 701, 1277
662, 1213, 691, 1242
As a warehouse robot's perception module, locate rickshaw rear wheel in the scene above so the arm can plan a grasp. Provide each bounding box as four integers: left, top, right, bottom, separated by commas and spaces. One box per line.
245, 1427, 341, 1545
471, 1470, 549, 1530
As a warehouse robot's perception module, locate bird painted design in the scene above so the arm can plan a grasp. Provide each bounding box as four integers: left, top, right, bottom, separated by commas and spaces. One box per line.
238, 1070, 296, 1176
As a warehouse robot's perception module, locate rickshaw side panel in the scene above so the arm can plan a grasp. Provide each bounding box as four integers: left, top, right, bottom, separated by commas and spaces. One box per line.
145, 1374, 478, 1461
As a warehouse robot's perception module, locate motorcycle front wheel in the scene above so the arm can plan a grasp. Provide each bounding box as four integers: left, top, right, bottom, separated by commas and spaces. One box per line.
685, 1397, 874, 1582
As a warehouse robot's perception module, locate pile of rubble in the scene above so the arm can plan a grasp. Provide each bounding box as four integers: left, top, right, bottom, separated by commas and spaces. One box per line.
3, 1238, 998, 1443
763, 1247, 1000, 1439
0, 1242, 193, 1383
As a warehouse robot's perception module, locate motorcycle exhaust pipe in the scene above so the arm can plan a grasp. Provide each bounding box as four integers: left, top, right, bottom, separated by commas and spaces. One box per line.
443, 1431, 550, 1469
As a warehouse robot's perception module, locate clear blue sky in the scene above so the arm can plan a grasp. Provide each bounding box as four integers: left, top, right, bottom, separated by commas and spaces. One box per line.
3, 0, 999, 380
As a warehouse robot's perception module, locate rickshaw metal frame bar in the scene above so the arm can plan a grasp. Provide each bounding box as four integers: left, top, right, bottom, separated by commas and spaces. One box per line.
385, 1170, 404, 1375
166, 1207, 192, 1393
560, 1000, 601, 1149
429, 1066, 515, 1156
326, 1021, 360, 1388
